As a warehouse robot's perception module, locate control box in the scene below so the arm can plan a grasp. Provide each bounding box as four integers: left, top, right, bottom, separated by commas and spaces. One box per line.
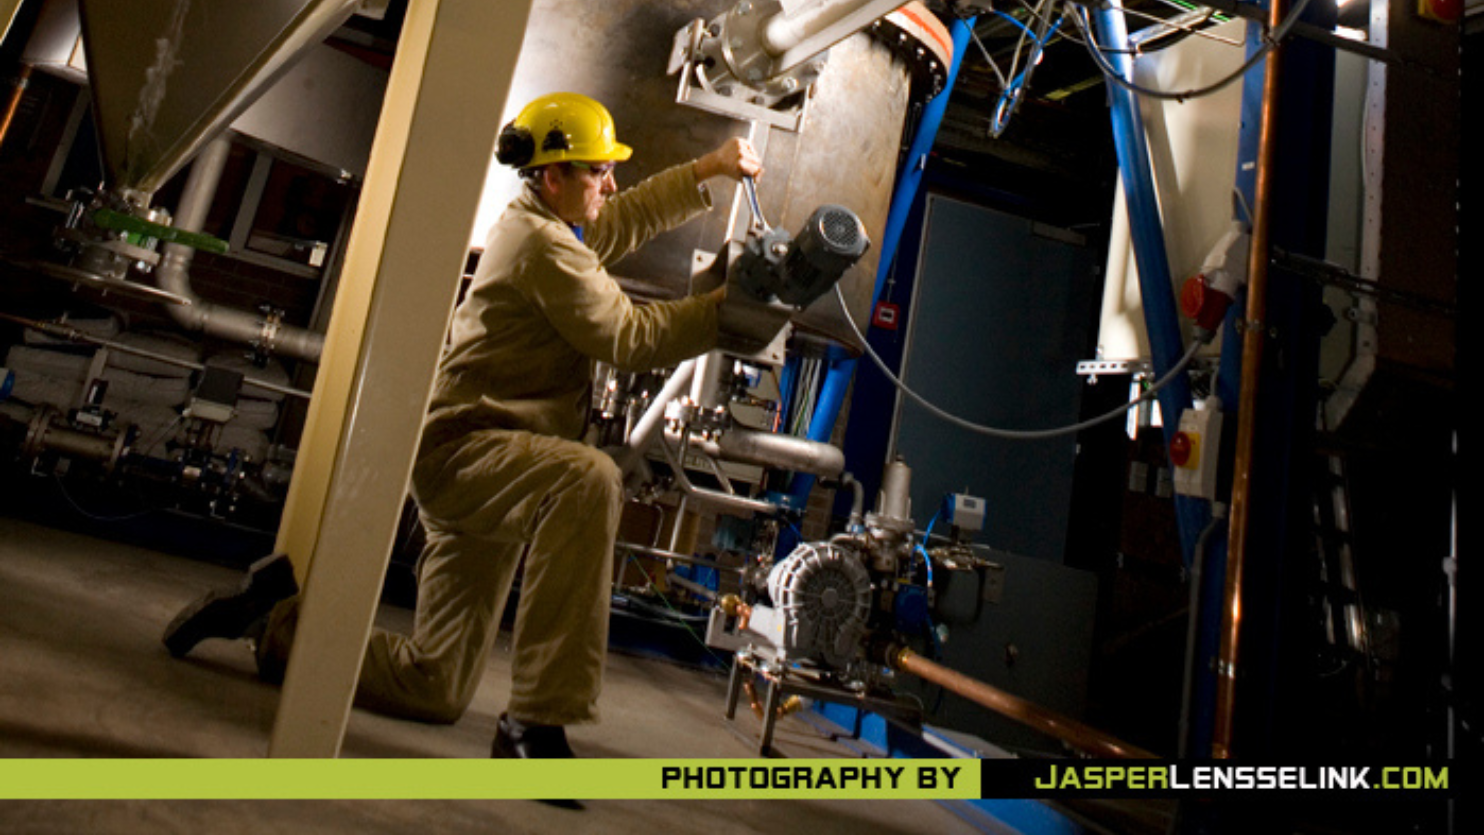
1171, 399, 1223, 500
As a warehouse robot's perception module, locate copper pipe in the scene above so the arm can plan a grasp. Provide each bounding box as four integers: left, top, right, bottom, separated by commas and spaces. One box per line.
0, 65, 33, 151
1213, 0, 1286, 760
740, 675, 803, 720
718, 593, 753, 631
889, 646, 1156, 759
742, 678, 766, 720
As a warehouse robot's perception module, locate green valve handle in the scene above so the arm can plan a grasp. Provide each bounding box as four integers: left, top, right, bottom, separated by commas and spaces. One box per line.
92, 208, 230, 255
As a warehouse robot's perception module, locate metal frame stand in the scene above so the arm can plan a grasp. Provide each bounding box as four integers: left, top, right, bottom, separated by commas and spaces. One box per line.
725, 651, 922, 755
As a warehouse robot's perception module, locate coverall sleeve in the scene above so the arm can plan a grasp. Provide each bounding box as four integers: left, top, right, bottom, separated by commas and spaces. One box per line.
522, 232, 718, 373
583, 163, 712, 265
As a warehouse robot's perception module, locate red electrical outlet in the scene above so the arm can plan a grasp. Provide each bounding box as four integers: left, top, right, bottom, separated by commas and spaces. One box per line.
872, 301, 901, 330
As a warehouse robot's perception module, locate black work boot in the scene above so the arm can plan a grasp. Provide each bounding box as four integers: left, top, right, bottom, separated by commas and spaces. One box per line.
493, 713, 583, 809
492, 713, 576, 758
162, 554, 298, 658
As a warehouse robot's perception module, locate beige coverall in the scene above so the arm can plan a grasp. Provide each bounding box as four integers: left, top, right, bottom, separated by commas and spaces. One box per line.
262, 163, 720, 726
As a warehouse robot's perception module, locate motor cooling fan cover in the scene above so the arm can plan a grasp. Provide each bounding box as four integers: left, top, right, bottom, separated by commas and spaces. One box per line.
766, 542, 872, 667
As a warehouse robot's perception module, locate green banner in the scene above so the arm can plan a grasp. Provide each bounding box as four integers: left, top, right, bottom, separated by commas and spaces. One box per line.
0, 759, 980, 800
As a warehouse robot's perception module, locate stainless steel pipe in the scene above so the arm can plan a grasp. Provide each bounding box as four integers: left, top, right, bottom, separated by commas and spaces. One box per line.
0, 311, 312, 400
616, 359, 697, 477
155, 138, 325, 363
659, 431, 780, 516
670, 426, 845, 477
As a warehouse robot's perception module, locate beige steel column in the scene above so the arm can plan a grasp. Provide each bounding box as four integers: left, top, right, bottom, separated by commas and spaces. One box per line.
268, 0, 532, 757
1, 0, 20, 42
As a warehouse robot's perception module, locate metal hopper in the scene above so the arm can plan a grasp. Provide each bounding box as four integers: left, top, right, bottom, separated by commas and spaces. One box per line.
76, 0, 360, 197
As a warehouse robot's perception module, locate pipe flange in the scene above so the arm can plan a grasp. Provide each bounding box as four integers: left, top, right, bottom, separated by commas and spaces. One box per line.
56, 229, 161, 268
22, 406, 58, 459
253, 308, 285, 359
874, 2, 953, 98
699, 0, 827, 105
864, 510, 913, 537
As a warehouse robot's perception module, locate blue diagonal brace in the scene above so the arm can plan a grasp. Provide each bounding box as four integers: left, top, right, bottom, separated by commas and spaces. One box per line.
1092, 3, 1210, 565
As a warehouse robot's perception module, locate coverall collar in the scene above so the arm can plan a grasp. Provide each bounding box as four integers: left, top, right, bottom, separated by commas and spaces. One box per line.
515, 184, 585, 243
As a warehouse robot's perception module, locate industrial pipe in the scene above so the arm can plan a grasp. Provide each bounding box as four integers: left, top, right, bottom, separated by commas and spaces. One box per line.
616, 359, 697, 475
0, 311, 312, 400
761, 0, 904, 72
672, 426, 846, 477
659, 429, 781, 516
1178, 502, 1227, 756
689, 351, 728, 410
155, 137, 325, 363
1213, 0, 1287, 761
22, 407, 127, 471
840, 471, 865, 530
740, 676, 804, 720
888, 645, 1155, 759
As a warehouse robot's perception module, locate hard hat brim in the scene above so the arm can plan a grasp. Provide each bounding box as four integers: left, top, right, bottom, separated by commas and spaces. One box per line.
594, 142, 633, 163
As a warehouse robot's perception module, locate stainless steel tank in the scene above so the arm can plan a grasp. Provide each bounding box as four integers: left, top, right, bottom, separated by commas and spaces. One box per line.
499, 0, 947, 352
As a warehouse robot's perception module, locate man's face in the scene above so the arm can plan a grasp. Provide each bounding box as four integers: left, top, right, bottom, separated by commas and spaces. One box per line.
545, 161, 618, 225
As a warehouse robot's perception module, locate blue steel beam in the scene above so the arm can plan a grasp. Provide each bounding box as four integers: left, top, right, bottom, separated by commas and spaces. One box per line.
1090, 4, 1210, 566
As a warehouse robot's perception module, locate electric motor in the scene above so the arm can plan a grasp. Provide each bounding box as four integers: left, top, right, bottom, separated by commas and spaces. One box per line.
777, 205, 869, 307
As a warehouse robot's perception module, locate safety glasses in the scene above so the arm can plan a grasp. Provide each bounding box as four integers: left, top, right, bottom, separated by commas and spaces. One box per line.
569, 160, 617, 178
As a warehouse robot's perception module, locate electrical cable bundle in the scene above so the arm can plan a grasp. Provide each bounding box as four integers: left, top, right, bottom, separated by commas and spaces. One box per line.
958, 0, 1315, 131
1068, 0, 1316, 103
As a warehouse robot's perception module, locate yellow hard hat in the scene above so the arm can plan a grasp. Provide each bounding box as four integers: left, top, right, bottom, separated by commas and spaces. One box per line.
495, 92, 633, 170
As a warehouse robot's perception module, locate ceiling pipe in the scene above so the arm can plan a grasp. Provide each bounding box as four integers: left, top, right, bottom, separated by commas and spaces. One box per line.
154, 136, 325, 363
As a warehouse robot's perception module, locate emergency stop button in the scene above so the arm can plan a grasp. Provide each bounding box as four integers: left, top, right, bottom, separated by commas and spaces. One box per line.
1170, 430, 1195, 468
1172, 400, 1223, 500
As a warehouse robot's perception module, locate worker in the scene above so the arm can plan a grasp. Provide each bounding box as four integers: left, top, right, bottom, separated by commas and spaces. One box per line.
164, 92, 763, 760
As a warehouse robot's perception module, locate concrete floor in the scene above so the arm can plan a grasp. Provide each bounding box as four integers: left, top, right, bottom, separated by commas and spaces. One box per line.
0, 515, 987, 834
